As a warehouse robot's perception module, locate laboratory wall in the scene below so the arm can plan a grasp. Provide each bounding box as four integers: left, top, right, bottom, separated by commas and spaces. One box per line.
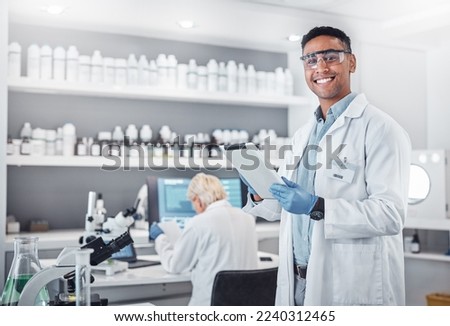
358, 43, 427, 149
426, 45, 450, 149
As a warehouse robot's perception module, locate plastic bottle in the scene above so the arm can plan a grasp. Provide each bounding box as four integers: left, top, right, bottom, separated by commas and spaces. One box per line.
284, 68, 294, 96
256, 71, 267, 95
125, 124, 138, 145
112, 126, 125, 143
218, 62, 227, 92
114, 58, 127, 86
8, 42, 22, 78
207, 59, 218, 92
127, 54, 138, 86
7, 135, 15, 155
149, 60, 158, 87
78, 55, 91, 83
156, 54, 168, 88
66, 46, 79, 82
103, 57, 115, 85
30, 128, 46, 156
27, 44, 40, 80
226, 60, 237, 93
187, 59, 198, 90
55, 127, 63, 156
411, 231, 421, 253
275, 67, 285, 96
137, 55, 150, 86
140, 125, 153, 144
176, 63, 188, 90
1, 237, 50, 306
40, 45, 53, 80
20, 137, 32, 155
247, 64, 256, 94
197, 66, 207, 91
62, 123, 76, 156
53, 46, 66, 81
20, 122, 32, 139
45, 129, 56, 156
91, 50, 103, 84
167, 54, 178, 89
266, 71, 276, 95
237, 63, 247, 94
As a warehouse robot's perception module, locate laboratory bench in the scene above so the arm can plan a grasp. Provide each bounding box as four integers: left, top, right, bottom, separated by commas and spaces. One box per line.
40, 252, 279, 306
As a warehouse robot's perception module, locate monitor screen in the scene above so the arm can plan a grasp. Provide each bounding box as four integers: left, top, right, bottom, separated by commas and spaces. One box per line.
147, 176, 244, 229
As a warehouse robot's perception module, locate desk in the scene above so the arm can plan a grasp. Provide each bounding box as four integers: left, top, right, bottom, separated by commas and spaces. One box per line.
42, 252, 279, 305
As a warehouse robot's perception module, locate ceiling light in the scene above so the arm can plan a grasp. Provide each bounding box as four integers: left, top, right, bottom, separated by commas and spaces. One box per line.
43, 5, 66, 15
287, 34, 301, 42
177, 20, 195, 29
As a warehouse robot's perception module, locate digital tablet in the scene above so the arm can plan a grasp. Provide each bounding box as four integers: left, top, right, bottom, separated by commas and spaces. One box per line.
225, 143, 283, 199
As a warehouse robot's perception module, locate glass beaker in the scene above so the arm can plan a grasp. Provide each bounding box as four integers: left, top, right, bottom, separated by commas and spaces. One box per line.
1, 237, 49, 306
75, 248, 93, 306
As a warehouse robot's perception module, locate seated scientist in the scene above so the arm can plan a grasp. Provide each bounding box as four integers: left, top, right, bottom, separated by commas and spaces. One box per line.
149, 173, 259, 306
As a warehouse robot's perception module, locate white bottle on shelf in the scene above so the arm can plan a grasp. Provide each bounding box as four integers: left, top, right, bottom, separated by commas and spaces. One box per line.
266, 71, 276, 95
218, 62, 227, 92
40, 45, 53, 80
237, 63, 247, 94
207, 59, 218, 92
20, 122, 32, 139
125, 124, 138, 144
112, 126, 124, 143
275, 67, 285, 96
78, 55, 91, 83
27, 44, 40, 80
66, 45, 79, 82
137, 55, 150, 86
140, 124, 153, 144
187, 59, 198, 90
62, 123, 77, 156
53, 46, 66, 81
103, 57, 115, 85
176, 63, 188, 90
8, 42, 22, 78
45, 129, 57, 156
197, 66, 207, 91
284, 68, 294, 96
167, 54, 178, 89
256, 71, 267, 94
114, 58, 127, 86
55, 127, 63, 155
226, 60, 237, 93
127, 54, 138, 86
149, 59, 158, 87
91, 50, 104, 84
31, 128, 46, 156
247, 64, 256, 94
156, 53, 168, 88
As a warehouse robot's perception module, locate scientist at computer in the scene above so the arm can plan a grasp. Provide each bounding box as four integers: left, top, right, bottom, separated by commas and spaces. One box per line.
149, 172, 258, 306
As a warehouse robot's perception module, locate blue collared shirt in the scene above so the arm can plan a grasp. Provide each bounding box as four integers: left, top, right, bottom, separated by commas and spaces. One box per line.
292, 92, 357, 267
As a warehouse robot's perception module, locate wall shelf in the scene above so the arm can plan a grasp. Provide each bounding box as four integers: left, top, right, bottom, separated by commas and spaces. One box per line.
405, 217, 450, 231
404, 252, 450, 263
8, 77, 309, 108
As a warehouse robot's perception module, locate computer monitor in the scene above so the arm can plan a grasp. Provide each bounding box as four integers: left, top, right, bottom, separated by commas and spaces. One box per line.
147, 176, 245, 229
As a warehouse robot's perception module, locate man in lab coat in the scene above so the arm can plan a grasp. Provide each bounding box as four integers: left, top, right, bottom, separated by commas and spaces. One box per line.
150, 173, 258, 306
244, 26, 411, 305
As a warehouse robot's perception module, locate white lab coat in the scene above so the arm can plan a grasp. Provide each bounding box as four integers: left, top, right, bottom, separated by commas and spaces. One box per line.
246, 93, 411, 305
154, 199, 259, 306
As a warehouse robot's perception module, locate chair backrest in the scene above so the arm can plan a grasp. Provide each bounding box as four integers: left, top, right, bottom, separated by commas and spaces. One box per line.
210, 267, 278, 306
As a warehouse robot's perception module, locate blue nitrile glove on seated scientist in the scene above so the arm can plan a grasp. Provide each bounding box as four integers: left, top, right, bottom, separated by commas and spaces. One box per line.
149, 222, 164, 240
270, 177, 320, 215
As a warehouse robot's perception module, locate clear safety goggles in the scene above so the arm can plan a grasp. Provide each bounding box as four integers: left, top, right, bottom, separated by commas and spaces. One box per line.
300, 49, 351, 70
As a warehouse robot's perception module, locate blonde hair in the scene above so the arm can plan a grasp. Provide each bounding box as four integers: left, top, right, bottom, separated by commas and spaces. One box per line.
187, 173, 227, 207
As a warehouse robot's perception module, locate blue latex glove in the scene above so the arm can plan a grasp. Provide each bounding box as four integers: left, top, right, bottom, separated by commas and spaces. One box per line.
149, 222, 164, 240
269, 176, 318, 214
239, 174, 257, 196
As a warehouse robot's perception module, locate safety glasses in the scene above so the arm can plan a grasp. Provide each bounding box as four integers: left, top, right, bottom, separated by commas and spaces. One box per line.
300, 49, 351, 70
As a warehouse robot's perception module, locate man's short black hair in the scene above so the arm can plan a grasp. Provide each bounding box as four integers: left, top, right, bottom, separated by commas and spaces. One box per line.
301, 26, 352, 53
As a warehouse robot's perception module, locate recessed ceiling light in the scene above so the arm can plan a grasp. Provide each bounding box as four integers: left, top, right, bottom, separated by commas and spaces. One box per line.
43, 5, 66, 15
177, 20, 196, 29
287, 34, 301, 42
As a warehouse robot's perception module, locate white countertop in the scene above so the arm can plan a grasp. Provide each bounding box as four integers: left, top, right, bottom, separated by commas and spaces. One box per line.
4, 222, 280, 252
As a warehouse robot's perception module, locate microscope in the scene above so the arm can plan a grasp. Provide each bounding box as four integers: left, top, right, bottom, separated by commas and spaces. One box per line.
18, 231, 133, 306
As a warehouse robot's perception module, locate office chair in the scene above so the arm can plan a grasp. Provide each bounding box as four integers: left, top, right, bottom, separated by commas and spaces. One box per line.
210, 267, 278, 306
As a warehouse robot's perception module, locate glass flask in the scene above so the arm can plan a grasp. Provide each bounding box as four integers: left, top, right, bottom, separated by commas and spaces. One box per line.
75, 248, 93, 306
1, 236, 49, 306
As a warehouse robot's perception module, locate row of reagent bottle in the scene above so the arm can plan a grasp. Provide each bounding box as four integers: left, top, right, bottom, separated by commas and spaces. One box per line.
9, 42, 294, 96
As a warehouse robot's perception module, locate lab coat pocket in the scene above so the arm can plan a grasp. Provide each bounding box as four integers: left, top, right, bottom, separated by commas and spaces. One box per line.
331, 243, 382, 305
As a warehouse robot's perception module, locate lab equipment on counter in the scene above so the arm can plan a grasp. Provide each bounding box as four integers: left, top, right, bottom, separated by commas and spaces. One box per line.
1, 236, 49, 306
75, 249, 93, 306
17, 231, 133, 306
